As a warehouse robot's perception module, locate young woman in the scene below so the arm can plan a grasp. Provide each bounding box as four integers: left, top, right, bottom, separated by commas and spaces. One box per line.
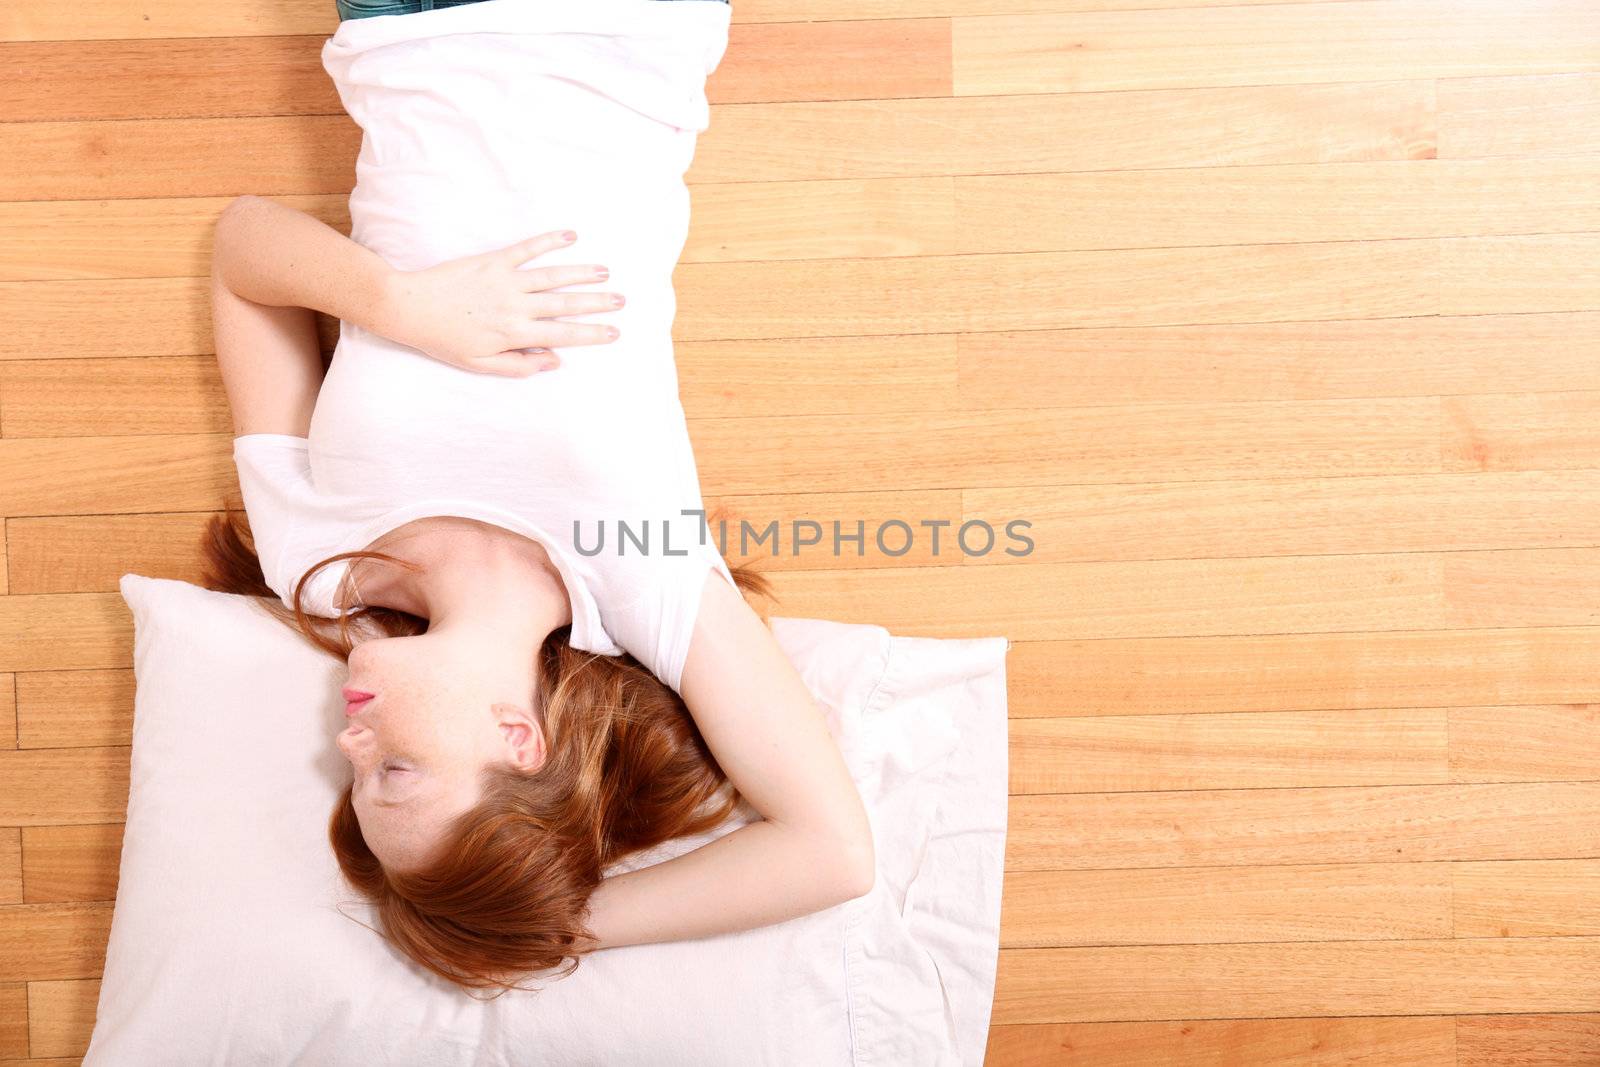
203, 0, 874, 991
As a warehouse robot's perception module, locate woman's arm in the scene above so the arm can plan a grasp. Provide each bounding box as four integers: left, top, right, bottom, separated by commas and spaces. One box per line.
211, 196, 392, 436
581, 572, 875, 950
210, 195, 624, 392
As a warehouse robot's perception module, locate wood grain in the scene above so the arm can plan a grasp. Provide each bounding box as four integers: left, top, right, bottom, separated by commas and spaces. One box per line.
992, 936, 1600, 1024
0, 751, 130, 827
24, 980, 96, 1059
954, 1, 1600, 97
0, 904, 111, 984
1000, 863, 1452, 947
1006, 626, 1600, 719
15, 672, 133, 753
0, 833, 18, 906
0, 984, 25, 1059
21, 826, 123, 905
0, 677, 13, 750
1456, 1014, 1600, 1066
1007, 782, 1600, 872
984, 1016, 1454, 1066
1009, 708, 1449, 794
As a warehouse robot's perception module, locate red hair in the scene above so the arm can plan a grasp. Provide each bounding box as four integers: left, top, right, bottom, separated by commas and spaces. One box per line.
199, 504, 774, 993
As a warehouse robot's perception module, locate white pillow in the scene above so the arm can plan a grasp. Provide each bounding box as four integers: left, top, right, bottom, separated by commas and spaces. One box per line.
87, 574, 1010, 1065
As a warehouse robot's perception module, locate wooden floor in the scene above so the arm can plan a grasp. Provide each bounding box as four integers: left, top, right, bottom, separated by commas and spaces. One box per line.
2, 0, 1600, 1062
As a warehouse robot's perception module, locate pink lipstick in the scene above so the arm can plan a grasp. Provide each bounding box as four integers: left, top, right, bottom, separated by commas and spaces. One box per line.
343, 687, 375, 716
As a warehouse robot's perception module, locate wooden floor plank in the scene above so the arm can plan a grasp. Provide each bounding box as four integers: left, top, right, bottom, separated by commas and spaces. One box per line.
1006, 626, 1600, 719
984, 1016, 1454, 1067
955, 1, 1600, 97
957, 311, 1600, 411
0, 435, 235, 519
0, 904, 111, 984
24, 980, 96, 1059
1456, 1014, 1600, 1066
1000, 863, 1451, 947
0, 595, 131, 675
20, 826, 123, 905
688, 395, 1447, 496
958, 158, 1600, 257
1007, 782, 1600, 872
991, 936, 1600, 1024
15, 672, 132, 753
7, 512, 256, 597
0, 984, 25, 1060
674, 239, 1438, 342
1440, 72, 1600, 159
0, 751, 130, 827
1453, 859, 1600, 939
966, 469, 1600, 570
0, 677, 13, 750
0, 115, 357, 202
1449, 704, 1600, 783
2, 0, 331, 42
691, 80, 1435, 183
1009, 708, 1448, 794
0, 832, 18, 906
0, 37, 338, 122
1442, 233, 1600, 317
0, 357, 227, 438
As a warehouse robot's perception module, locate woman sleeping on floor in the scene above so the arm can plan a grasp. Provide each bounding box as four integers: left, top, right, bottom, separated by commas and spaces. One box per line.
201, 0, 874, 992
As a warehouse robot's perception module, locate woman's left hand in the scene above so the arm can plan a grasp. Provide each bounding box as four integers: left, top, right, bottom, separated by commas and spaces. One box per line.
376, 230, 625, 377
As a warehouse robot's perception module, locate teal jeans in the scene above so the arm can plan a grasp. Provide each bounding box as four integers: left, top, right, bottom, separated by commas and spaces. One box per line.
338, 0, 726, 15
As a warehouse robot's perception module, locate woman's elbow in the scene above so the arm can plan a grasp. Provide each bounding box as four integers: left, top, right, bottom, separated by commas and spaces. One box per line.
838, 829, 876, 900
213, 196, 267, 263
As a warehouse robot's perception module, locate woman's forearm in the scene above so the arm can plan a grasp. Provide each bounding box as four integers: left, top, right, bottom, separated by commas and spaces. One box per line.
581, 818, 872, 951
212, 194, 397, 333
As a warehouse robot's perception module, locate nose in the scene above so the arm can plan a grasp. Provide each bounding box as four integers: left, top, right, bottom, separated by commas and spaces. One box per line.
336, 722, 370, 763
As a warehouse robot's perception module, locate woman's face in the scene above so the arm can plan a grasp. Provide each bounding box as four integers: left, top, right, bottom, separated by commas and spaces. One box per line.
338, 627, 546, 872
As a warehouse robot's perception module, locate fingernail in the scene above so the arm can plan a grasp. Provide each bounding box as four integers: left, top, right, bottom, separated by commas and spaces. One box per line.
609, 294, 624, 308
607, 326, 621, 339
562, 231, 576, 242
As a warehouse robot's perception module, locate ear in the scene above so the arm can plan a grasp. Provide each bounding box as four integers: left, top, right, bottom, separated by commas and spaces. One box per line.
491, 701, 547, 772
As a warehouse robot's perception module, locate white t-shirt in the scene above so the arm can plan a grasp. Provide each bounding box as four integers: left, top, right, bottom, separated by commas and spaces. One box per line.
232, 0, 736, 694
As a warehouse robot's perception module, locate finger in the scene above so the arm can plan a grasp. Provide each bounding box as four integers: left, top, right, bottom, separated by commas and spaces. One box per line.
476, 350, 561, 377
498, 229, 578, 270
516, 263, 611, 293
527, 290, 625, 317
518, 321, 621, 349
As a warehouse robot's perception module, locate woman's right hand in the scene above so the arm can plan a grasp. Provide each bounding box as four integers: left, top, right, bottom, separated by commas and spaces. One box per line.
377, 229, 624, 377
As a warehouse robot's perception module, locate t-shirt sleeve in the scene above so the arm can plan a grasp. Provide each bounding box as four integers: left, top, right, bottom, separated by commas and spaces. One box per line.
231, 433, 317, 610
610, 545, 739, 696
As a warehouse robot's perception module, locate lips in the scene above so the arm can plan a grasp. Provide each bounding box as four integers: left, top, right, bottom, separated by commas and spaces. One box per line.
343, 687, 375, 716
